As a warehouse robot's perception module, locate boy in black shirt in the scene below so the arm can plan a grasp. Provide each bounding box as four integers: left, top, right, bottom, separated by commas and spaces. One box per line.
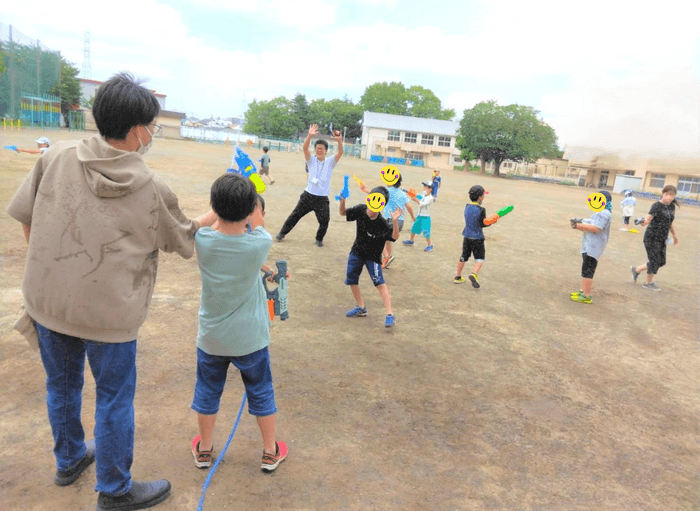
340, 187, 401, 327
455, 185, 496, 288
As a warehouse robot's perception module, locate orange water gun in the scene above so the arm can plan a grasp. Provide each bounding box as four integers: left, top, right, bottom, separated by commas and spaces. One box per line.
484, 205, 514, 225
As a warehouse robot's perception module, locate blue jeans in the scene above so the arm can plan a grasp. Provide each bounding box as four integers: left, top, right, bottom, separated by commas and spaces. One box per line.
36, 323, 136, 496
192, 347, 277, 417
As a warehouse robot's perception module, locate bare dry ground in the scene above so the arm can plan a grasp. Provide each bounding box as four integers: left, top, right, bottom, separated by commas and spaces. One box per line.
1, 130, 699, 511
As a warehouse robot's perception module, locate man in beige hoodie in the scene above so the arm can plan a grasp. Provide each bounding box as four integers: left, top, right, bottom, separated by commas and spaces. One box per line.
7, 72, 216, 511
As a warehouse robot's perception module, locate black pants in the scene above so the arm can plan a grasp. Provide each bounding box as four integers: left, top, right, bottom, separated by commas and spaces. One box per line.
581, 253, 598, 279
644, 237, 666, 274
279, 191, 330, 241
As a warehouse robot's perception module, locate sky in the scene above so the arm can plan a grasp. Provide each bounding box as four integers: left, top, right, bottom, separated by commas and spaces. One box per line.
2, 0, 699, 157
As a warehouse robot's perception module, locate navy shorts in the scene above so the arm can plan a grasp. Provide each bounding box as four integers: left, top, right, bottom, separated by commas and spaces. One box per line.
191, 347, 277, 417
460, 238, 485, 262
345, 251, 385, 286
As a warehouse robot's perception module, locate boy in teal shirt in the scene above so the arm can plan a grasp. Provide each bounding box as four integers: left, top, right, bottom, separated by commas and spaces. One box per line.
190, 174, 287, 473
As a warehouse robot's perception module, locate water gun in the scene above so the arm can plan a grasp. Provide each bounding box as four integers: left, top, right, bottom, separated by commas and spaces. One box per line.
262, 261, 289, 321
227, 145, 266, 193
633, 217, 644, 225
4, 145, 17, 151
352, 175, 365, 190
335, 175, 350, 201
404, 188, 423, 201
484, 205, 514, 226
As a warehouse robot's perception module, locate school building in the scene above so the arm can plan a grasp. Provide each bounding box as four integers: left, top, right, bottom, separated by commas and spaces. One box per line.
500, 147, 700, 198
360, 111, 462, 171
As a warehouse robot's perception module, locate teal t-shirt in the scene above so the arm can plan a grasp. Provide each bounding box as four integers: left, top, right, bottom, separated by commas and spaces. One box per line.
195, 226, 272, 356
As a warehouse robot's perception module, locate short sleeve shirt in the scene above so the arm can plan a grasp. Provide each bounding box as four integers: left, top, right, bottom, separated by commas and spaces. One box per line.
195, 226, 272, 357
261, 154, 270, 167
305, 155, 338, 197
620, 196, 636, 217
382, 188, 409, 221
580, 209, 612, 260
346, 204, 396, 263
417, 194, 434, 217
644, 201, 675, 242
462, 203, 487, 239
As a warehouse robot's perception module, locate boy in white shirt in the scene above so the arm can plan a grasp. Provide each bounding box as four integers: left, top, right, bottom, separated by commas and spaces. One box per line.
620, 191, 636, 231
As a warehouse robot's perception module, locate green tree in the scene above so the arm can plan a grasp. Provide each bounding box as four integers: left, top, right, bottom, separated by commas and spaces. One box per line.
405, 85, 455, 120
457, 100, 561, 177
308, 98, 363, 138
359, 81, 408, 115
292, 93, 311, 129
244, 96, 304, 138
48, 57, 81, 118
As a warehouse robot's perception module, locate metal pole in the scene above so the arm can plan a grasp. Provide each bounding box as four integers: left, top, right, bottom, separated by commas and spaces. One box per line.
9, 25, 15, 120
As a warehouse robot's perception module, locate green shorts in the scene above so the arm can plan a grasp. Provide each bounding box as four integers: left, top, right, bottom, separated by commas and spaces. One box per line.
411, 216, 431, 238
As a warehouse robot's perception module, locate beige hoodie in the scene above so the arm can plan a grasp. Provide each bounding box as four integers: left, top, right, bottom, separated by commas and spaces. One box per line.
7, 136, 200, 345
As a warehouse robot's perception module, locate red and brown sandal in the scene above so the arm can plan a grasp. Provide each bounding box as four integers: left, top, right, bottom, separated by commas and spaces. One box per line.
191, 435, 213, 469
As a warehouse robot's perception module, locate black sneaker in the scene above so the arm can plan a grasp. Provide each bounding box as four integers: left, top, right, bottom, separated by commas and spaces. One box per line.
97, 480, 171, 511
275, 233, 284, 242
315, 240, 323, 247
54, 439, 96, 486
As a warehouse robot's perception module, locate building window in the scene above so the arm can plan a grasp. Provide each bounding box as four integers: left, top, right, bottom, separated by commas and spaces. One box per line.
438, 136, 451, 147
387, 148, 396, 153
432, 152, 442, 158
421, 134, 434, 145
678, 176, 700, 194
406, 152, 423, 160
388, 130, 400, 142
453, 155, 463, 163
404, 132, 417, 144
650, 174, 665, 188
624, 170, 635, 176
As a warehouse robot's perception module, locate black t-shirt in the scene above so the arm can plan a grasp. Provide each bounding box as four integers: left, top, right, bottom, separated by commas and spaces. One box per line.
346, 204, 396, 263
644, 201, 675, 242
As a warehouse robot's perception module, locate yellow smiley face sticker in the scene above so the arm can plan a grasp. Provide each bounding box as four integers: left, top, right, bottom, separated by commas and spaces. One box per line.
587, 192, 607, 212
366, 192, 387, 212
380, 165, 400, 186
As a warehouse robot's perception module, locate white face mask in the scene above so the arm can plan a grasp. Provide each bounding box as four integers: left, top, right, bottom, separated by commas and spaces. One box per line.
136, 125, 154, 155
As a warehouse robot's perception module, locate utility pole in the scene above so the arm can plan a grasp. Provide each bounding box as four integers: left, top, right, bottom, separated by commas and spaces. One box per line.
9, 25, 15, 119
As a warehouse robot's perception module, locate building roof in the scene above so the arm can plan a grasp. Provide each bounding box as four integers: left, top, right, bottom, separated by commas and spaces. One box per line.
362, 111, 459, 137
158, 110, 185, 119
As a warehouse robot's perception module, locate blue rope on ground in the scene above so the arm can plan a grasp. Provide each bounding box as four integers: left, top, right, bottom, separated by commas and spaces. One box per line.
198, 393, 247, 511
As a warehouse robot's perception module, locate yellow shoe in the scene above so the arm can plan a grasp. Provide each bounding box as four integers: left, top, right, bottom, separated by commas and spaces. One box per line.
571, 293, 592, 304
454, 276, 466, 284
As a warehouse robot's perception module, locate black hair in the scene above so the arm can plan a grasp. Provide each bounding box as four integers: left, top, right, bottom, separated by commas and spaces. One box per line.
392, 175, 403, 188
661, 185, 681, 208
370, 186, 390, 204
210, 174, 257, 222
263, 146, 269, 152
469, 185, 485, 202
315, 139, 329, 150
257, 193, 265, 212
92, 72, 160, 140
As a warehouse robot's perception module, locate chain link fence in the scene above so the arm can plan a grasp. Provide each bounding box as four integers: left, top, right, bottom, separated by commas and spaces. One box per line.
0, 23, 62, 124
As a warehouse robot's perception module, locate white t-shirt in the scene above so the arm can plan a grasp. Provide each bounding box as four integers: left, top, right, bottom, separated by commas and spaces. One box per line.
304, 155, 338, 197
417, 194, 434, 217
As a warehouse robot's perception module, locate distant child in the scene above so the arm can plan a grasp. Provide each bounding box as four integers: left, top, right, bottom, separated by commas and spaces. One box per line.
431, 170, 442, 200
454, 185, 494, 288
191, 173, 287, 473
619, 190, 636, 231
403, 181, 435, 251
569, 190, 612, 304
259, 146, 275, 184
339, 187, 401, 328
15, 136, 50, 154
359, 175, 416, 269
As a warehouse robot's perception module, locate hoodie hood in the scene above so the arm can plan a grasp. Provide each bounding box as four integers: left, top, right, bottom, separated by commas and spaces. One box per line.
76, 136, 154, 198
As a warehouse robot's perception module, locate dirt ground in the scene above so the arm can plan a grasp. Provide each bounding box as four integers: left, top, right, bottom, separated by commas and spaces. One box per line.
1, 130, 699, 511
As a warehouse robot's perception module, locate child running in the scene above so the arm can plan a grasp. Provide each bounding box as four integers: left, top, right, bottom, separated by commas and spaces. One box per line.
403, 181, 435, 252
431, 170, 442, 201
259, 146, 275, 184
619, 190, 636, 231
191, 174, 287, 473
454, 185, 494, 288
340, 187, 401, 328
569, 190, 612, 304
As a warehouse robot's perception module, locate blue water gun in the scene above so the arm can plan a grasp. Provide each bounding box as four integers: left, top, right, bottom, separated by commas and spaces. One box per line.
227, 146, 266, 193
335, 175, 350, 201
262, 261, 289, 321
4, 145, 18, 151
